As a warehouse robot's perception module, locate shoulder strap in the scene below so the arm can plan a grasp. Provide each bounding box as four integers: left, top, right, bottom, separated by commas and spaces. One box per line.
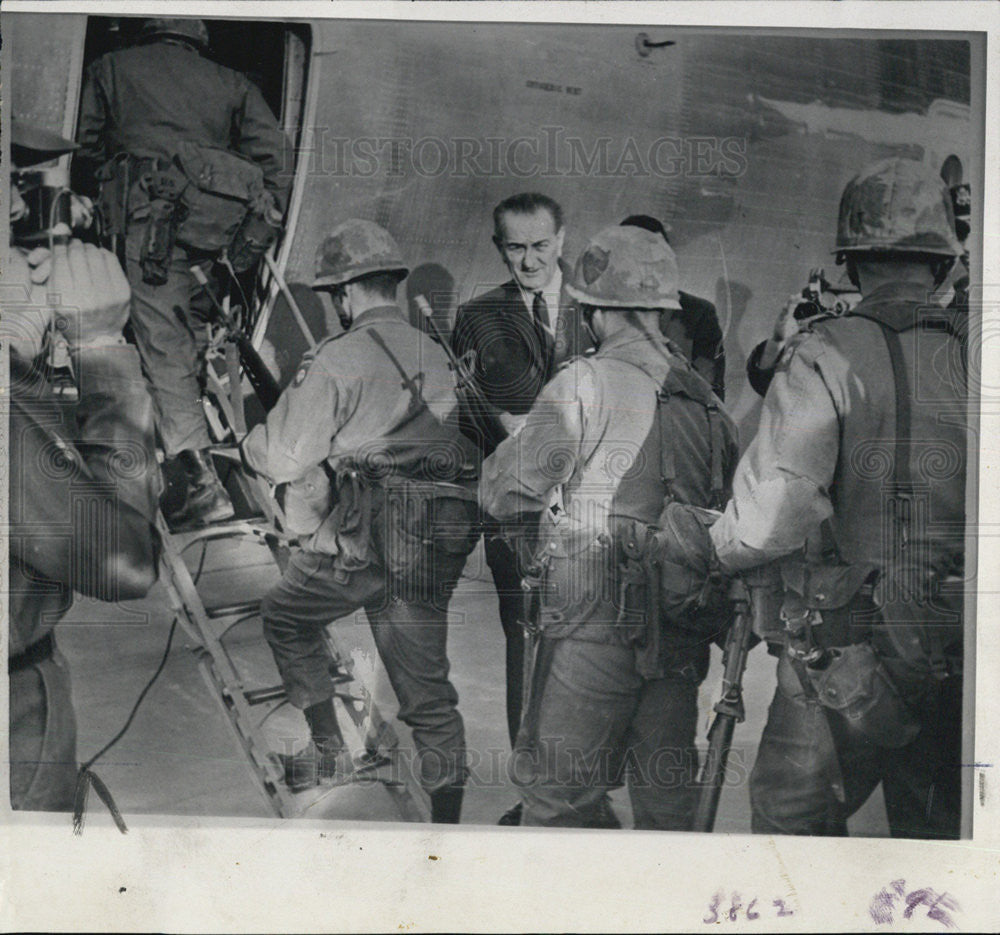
366, 328, 425, 416
847, 311, 952, 676
656, 360, 727, 509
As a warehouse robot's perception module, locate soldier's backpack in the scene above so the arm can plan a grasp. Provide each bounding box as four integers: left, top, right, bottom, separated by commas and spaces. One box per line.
611, 352, 738, 676
172, 140, 267, 252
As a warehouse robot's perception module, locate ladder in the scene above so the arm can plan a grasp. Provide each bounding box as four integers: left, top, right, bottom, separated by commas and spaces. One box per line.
152, 275, 429, 820
155, 504, 429, 821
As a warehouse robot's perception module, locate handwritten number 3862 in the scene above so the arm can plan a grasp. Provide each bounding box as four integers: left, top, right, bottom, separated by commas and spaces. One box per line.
704, 891, 794, 924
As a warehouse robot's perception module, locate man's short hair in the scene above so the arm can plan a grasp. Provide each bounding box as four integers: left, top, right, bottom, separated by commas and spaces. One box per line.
621, 214, 670, 244
493, 193, 564, 243
355, 270, 406, 301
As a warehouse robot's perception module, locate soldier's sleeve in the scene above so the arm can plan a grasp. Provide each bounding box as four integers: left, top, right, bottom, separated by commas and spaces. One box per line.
710, 334, 839, 573
73, 59, 110, 197
234, 79, 293, 212
481, 361, 592, 519
240, 348, 346, 484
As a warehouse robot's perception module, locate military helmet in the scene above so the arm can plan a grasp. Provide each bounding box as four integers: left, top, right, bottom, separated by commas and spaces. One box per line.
312, 219, 409, 289
139, 18, 210, 49
834, 157, 962, 260
566, 225, 681, 310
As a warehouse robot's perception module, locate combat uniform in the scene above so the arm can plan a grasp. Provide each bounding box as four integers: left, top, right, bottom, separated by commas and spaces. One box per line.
75, 32, 291, 458
241, 304, 479, 795
711, 283, 966, 838
483, 319, 737, 828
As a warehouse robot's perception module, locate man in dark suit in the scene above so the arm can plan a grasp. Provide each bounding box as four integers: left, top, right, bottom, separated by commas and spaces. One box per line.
452, 194, 593, 801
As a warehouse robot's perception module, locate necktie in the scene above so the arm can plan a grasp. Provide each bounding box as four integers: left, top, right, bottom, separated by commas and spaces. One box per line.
532, 291, 554, 364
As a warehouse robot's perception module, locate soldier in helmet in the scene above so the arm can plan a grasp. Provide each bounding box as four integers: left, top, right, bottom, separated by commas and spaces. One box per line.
75, 17, 292, 529
239, 219, 480, 823
481, 225, 738, 828
709, 157, 967, 838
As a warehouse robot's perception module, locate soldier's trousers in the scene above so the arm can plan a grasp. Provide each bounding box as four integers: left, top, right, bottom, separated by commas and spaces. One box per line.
10, 650, 78, 811
260, 549, 468, 793
125, 225, 215, 457
510, 637, 702, 829
750, 655, 962, 839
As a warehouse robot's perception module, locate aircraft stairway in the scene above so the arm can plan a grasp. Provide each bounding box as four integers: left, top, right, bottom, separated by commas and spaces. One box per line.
151, 279, 428, 822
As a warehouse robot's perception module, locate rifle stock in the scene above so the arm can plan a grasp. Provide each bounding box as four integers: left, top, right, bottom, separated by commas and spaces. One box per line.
693, 576, 754, 833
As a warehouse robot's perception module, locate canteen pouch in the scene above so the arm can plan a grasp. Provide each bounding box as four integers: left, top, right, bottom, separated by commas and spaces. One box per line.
808, 642, 921, 749
647, 502, 730, 640
172, 140, 264, 252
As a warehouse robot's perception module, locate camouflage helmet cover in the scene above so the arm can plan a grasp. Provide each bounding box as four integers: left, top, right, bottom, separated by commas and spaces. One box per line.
313, 219, 409, 289
139, 18, 210, 49
835, 157, 962, 259
566, 225, 682, 310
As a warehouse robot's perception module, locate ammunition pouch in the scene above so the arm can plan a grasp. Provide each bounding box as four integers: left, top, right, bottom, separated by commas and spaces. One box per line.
532, 519, 617, 641
282, 464, 334, 540
138, 197, 178, 285
291, 468, 372, 579
780, 560, 927, 748
806, 643, 921, 749
118, 142, 266, 257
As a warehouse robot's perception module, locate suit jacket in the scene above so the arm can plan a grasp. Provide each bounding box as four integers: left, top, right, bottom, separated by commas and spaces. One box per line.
452, 262, 593, 439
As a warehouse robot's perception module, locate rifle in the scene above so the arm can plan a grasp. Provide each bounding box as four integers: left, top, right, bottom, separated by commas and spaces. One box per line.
414, 294, 507, 452
693, 575, 754, 833
191, 265, 282, 412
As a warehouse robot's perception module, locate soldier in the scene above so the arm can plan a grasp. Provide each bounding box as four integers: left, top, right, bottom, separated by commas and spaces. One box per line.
75, 17, 292, 528
239, 220, 479, 823
620, 214, 727, 399
709, 157, 967, 838
481, 226, 738, 828
6, 123, 159, 810
451, 194, 593, 812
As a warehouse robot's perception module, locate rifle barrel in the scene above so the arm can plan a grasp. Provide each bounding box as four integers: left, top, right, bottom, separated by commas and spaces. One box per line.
692, 579, 755, 833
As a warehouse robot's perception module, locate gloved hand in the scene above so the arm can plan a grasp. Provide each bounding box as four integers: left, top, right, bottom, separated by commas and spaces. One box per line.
70, 194, 94, 229
48, 239, 131, 351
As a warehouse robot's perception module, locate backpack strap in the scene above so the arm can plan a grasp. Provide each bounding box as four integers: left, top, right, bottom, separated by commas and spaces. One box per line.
656, 384, 677, 502
706, 399, 726, 511
848, 309, 955, 678
656, 360, 727, 509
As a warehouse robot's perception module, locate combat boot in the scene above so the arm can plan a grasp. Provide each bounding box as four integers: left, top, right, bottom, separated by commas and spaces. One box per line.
430, 782, 465, 823
276, 739, 350, 793
165, 449, 234, 530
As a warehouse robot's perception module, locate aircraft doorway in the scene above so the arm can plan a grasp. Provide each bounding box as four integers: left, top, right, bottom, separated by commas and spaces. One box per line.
77, 16, 310, 136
